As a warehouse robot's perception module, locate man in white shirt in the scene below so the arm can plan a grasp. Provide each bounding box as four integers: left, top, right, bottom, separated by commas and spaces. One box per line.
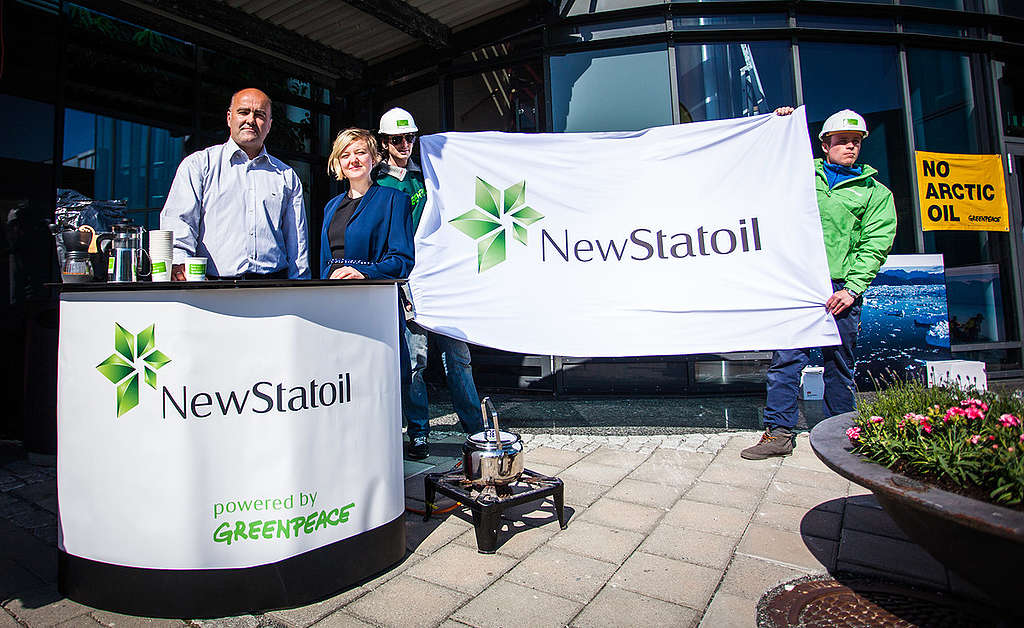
161, 88, 310, 279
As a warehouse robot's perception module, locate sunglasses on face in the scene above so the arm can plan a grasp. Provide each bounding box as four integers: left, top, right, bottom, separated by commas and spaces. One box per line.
384, 133, 417, 145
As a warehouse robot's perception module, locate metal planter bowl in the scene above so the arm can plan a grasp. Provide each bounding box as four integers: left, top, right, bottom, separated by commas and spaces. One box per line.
809, 412, 1024, 605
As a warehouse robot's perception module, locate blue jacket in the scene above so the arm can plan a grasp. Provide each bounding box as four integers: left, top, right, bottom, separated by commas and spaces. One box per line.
319, 183, 415, 280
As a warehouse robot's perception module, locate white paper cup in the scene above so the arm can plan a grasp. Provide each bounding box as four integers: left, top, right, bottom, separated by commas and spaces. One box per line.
185, 256, 207, 281
150, 258, 172, 282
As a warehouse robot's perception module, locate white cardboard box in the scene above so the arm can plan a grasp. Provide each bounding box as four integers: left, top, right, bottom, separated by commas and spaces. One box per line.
925, 360, 987, 392
801, 366, 825, 400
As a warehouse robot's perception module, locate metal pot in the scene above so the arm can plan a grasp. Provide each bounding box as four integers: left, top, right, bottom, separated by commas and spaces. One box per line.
462, 398, 524, 486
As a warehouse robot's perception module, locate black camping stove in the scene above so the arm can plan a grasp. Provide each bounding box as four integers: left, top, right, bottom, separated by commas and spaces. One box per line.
423, 468, 567, 554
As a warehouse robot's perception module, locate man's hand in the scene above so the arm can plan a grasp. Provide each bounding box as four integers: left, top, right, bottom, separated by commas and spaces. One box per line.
774, 106, 795, 116
329, 266, 366, 280
171, 263, 186, 281
825, 289, 856, 316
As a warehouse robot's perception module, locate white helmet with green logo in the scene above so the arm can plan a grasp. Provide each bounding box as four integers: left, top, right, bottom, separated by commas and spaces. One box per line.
379, 107, 418, 135
818, 109, 868, 140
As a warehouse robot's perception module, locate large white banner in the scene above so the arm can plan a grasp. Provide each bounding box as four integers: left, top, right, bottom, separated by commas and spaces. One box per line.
57, 285, 404, 570
409, 107, 839, 356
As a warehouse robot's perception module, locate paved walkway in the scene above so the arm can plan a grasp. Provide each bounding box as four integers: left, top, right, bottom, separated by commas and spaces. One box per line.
1, 427, 992, 628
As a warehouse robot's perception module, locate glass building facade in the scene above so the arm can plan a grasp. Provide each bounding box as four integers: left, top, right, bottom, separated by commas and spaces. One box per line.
3, 0, 1024, 439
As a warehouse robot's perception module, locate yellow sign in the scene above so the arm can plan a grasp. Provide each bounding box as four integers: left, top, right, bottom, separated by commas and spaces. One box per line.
916, 151, 1008, 232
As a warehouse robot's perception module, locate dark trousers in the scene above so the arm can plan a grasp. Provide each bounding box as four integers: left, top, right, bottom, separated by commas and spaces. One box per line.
209, 268, 290, 280
763, 281, 861, 431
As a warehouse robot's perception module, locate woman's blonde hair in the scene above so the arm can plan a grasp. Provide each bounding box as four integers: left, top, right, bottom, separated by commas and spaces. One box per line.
327, 128, 379, 180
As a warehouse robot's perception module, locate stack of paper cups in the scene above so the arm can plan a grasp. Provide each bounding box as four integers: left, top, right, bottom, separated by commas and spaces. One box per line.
148, 230, 174, 281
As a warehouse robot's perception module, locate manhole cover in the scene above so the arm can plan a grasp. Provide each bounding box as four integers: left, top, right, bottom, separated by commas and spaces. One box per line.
757, 574, 1009, 628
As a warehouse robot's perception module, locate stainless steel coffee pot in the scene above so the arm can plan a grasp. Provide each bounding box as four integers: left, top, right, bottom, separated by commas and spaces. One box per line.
462, 397, 524, 486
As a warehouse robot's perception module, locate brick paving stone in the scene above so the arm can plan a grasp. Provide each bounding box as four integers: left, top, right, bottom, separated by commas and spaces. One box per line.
562, 480, 608, 508
698, 592, 757, 628
644, 449, 714, 470
504, 546, 616, 604
266, 587, 367, 628
4, 586, 93, 627
559, 462, 632, 488
0, 470, 26, 492
525, 447, 585, 469
842, 503, 908, 540
12, 480, 56, 505
345, 575, 469, 628
736, 524, 836, 572
10, 506, 55, 530
639, 525, 737, 569
837, 529, 947, 585
193, 615, 260, 628
662, 499, 751, 538
359, 552, 423, 591
453, 517, 559, 558
406, 515, 473, 556
309, 611, 376, 627
698, 463, 775, 492
89, 610, 185, 627
0, 611, 18, 628
578, 498, 663, 535
752, 501, 843, 541
405, 543, 516, 595
55, 615, 105, 627
546, 521, 643, 566
524, 462, 563, 478
452, 579, 583, 628
773, 465, 848, 493
684, 482, 762, 512
580, 447, 650, 470
610, 552, 720, 609
571, 587, 697, 628
718, 554, 810, 601
764, 482, 844, 513
0, 558, 44, 598
626, 463, 700, 489
602, 478, 681, 510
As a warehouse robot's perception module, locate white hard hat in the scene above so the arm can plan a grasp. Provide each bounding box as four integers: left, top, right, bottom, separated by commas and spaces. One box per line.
379, 107, 418, 135
818, 109, 868, 140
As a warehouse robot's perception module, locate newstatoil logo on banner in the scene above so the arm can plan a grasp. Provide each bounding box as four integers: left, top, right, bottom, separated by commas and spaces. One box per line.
58, 287, 403, 570
410, 109, 839, 358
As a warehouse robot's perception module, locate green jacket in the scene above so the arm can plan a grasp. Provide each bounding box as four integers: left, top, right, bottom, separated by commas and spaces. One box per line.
375, 160, 427, 230
814, 158, 897, 295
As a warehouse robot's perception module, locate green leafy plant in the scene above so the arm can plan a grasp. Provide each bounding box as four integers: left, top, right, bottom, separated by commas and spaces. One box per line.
852, 380, 1024, 507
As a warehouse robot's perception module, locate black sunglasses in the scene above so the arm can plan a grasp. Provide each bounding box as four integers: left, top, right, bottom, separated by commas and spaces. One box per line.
384, 133, 417, 145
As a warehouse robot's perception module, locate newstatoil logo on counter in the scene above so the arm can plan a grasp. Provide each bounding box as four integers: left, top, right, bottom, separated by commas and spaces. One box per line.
449, 176, 764, 273
95, 323, 354, 419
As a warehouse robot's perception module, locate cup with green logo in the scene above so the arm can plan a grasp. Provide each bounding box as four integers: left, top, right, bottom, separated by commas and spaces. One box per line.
185, 256, 208, 281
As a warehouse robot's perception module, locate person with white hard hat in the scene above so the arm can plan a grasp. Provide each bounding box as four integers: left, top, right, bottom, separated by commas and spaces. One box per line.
374, 107, 484, 460
742, 107, 897, 460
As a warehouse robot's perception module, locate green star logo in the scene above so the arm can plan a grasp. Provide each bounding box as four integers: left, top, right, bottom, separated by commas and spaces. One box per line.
96, 323, 172, 417
449, 177, 545, 272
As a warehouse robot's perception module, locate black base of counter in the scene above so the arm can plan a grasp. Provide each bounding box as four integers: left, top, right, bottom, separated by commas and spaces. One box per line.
58, 513, 406, 618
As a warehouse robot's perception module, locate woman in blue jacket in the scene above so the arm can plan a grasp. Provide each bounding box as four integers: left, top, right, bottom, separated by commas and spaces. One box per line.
320, 128, 414, 279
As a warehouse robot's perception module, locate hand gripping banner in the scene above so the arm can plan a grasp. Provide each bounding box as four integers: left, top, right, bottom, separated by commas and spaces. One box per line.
409, 107, 840, 357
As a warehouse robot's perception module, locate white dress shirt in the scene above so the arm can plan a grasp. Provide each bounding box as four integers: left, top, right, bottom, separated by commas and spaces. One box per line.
160, 139, 310, 278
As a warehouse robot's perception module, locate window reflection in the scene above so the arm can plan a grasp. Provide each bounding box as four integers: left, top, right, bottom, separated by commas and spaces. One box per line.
454, 60, 544, 132
800, 42, 914, 254
675, 41, 793, 122
62, 109, 185, 230
550, 44, 673, 132
907, 49, 1018, 343
995, 61, 1024, 137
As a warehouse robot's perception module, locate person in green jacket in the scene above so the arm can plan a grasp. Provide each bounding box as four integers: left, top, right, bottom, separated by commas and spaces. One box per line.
742, 107, 897, 460
375, 107, 484, 460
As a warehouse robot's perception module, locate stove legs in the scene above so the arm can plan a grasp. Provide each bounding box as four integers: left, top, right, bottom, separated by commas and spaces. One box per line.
472, 509, 500, 554
423, 479, 436, 521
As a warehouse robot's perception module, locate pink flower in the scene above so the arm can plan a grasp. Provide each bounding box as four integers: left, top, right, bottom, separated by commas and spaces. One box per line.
846, 427, 861, 441
1020, 434, 1024, 443
969, 435, 982, 444
992, 444, 999, 450
989, 435, 997, 441
965, 407, 985, 420
961, 398, 988, 412
998, 413, 1021, 428
920, 420, 933, 434
869, 416, 884, 424
944, 407, 966, 422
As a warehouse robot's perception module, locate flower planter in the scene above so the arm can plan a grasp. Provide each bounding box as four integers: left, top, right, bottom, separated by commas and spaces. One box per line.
809, 412, 1024, 604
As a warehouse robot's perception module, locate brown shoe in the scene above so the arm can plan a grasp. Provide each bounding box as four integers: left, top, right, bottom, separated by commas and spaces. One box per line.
740, 428, 794, 460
